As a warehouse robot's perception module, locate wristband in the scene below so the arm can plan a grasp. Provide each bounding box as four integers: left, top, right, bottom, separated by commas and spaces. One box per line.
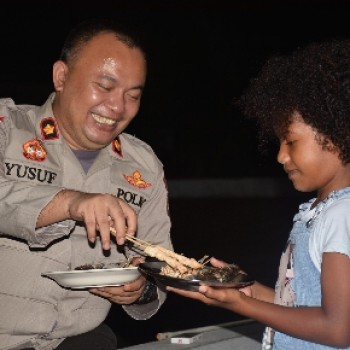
135, 280, 157, 305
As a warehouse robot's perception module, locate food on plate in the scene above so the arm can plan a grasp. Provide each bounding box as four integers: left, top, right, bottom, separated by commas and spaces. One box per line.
109, 228, 206, 275
74, 260, 132, 270
160, 261, 246, 282
124, 234, 247, 283
194, 265, 245, 282
109, 229, 249, 284
125, 235, 206, 275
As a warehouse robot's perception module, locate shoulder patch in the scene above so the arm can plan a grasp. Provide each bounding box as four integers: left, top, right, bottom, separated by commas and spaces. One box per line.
23, 138, 47, 161
123, 170, 151, 189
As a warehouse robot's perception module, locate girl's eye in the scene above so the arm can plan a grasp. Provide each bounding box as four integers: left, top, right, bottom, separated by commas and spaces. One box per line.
285, 140, 295, 146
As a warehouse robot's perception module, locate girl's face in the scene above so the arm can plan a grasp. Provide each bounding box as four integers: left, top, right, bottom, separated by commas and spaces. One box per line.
277, 112, 350, 201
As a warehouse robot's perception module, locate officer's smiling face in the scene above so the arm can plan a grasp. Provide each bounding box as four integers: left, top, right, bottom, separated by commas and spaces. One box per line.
52, 32, 146, 150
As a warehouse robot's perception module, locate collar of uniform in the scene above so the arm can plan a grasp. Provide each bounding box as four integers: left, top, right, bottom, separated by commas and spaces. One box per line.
111, 136, 123, 158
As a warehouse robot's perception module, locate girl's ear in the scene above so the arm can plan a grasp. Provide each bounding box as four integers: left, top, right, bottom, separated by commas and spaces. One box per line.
321, 136, 338, 153
52, 61, 68, 92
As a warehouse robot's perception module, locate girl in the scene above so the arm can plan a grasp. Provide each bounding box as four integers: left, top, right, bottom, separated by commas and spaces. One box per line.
168, 39, 350, 349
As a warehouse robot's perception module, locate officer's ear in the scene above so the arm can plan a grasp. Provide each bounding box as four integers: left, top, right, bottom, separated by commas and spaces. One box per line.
52, 61, 68, 92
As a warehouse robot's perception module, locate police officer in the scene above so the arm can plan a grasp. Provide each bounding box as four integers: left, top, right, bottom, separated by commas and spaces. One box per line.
0, 18, 172, 350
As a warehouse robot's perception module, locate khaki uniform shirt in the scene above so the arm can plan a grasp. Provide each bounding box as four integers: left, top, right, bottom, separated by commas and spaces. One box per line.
0, 94, 172, 350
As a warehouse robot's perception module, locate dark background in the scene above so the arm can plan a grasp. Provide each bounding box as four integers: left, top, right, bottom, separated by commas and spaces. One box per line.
2, 0, 350, 179
1, 0, 349, 346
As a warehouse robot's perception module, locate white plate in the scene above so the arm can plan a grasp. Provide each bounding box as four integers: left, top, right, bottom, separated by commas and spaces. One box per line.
42, 267, 140, 289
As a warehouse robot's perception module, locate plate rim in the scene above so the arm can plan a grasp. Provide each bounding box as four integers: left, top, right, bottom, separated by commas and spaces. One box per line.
41, 266, 139, 276
41, 266, 141, 289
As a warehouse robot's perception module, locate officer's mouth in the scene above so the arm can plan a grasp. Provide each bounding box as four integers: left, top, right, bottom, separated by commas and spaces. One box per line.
91, 112, 116, 127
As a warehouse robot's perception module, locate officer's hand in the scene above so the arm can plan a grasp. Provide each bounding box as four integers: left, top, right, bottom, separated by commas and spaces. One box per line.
67, 192, 137, 249
90, 276, 146, 304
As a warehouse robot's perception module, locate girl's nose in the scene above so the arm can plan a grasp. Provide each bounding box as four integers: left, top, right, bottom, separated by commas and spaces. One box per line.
277, 143, 288, 165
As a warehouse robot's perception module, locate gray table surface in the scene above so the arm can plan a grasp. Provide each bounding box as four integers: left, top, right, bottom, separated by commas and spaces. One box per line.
121, 319, 265, 350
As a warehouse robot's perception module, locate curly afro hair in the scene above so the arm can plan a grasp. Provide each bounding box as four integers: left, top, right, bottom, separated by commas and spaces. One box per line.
237, 38, 350, 164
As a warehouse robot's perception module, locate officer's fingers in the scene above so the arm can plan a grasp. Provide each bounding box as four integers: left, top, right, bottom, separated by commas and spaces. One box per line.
112, 219, 128, 245
116, 200, 137, 237
108, 210, 128, 246
97, 219, 112, 251
109, 201, 137, 245
84, 217, 98, 244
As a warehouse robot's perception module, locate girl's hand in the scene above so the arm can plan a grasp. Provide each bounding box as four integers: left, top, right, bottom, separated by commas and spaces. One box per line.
167, 284, 243, 310
209, 257, 255, 297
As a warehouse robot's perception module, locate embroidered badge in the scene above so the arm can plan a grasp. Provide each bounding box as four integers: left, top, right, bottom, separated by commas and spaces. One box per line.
112, 137, 123, 157
123, 170, 151, 189
40, 117, 59, 140
23, 138, 47, 161
0, 115, 5, 122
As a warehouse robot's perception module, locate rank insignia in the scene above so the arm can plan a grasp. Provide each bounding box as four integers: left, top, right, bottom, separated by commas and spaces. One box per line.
123, 170, 151, 189
23, 138, 47, 162
40, 117, 59, 140
112, 137, 123, 157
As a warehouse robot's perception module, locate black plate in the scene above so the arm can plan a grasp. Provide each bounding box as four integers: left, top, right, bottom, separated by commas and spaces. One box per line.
138, 261, 254, 291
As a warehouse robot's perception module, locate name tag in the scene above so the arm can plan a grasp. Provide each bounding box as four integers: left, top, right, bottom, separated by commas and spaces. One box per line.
116, 187, 147, 208
5, 162, 58, 184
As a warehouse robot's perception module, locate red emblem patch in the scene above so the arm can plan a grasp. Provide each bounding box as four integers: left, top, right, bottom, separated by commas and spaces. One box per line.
23, 138, 47, 161
123, 170, 151, 189
40, 117, 59, 140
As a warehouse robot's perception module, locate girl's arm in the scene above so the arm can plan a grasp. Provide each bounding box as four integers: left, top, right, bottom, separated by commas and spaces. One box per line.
168, 252, 350, 348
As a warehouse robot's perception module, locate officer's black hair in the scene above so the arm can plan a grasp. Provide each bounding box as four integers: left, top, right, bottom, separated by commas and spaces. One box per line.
59, 18, 146, 66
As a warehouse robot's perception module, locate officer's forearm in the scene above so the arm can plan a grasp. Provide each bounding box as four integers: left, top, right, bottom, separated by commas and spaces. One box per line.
36, 189, 79, 228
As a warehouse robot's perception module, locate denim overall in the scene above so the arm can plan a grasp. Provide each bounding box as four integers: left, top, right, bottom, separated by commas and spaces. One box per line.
272, 188, 350, 349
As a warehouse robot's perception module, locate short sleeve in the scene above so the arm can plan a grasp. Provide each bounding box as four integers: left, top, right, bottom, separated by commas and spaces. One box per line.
309, 197, 350, 271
